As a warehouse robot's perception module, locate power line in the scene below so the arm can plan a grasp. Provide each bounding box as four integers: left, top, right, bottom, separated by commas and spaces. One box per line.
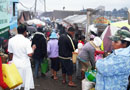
39, 0, 44, 4
19, 2, 30, 9
19, 1, 35, 10
39, 0, 46, 12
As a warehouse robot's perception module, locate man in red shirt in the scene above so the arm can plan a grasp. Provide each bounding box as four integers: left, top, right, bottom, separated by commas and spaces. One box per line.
0, 56, 10, 90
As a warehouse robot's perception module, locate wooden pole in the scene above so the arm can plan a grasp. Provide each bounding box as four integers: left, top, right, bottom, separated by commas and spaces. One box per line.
44, 0, 46, 12
128, 9, 130, 25
34, 0, 37, 17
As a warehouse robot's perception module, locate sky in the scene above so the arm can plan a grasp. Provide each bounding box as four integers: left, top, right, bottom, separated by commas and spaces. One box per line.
17, 0, 130, 12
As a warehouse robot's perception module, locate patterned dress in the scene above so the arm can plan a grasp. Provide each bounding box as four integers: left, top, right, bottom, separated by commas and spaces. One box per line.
96, 46, 130, 90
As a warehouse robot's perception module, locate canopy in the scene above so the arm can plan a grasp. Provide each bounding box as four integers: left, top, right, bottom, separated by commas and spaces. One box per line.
26, 19, 45, 26
94, 17, 110, 26
63, 15, 87, 30
111, 20, 130, 29
27, 26, 37, 34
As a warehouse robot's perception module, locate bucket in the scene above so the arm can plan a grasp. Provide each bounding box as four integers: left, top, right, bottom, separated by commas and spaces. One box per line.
72, 52, 78, 64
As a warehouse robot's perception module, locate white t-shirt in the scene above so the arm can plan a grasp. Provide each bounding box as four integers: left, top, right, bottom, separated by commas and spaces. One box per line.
8, 34, 33, 68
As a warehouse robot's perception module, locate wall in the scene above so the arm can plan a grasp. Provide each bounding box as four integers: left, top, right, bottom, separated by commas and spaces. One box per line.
0, 0, 10, 38
0, 0, 18, 38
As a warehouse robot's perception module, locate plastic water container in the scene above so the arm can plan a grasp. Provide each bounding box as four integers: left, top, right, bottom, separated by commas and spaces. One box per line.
2, 63, 23, 89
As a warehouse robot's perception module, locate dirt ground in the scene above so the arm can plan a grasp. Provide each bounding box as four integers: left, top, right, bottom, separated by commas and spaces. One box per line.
33, 68, 82, 90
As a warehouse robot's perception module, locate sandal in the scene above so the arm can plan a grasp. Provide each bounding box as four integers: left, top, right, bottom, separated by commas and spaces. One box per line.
68, 82, 77, 87
53, 76, 58, 80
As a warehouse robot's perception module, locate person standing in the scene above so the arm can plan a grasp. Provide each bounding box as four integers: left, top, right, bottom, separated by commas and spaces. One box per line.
77, 37, 102, 80
96, 30, 130, 90
58, 27, 76, 87
32, 26, 47, 78
8, 24, 36, 90
76, 35, 85, 78
47, 32, 60, 80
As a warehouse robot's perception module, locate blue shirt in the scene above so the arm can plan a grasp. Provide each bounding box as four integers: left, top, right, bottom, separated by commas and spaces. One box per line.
96, 46, 130, 90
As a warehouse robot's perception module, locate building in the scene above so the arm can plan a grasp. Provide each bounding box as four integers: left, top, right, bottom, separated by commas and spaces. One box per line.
0, 0, 18, 39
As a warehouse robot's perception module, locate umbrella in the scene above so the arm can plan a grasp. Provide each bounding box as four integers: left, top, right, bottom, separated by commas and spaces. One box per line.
26, 19, 45, 26
27, 26, 37, 34
101, 25, 120, 52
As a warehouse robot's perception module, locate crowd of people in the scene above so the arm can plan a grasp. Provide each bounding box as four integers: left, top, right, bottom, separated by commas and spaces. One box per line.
0, 22, 130, 90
